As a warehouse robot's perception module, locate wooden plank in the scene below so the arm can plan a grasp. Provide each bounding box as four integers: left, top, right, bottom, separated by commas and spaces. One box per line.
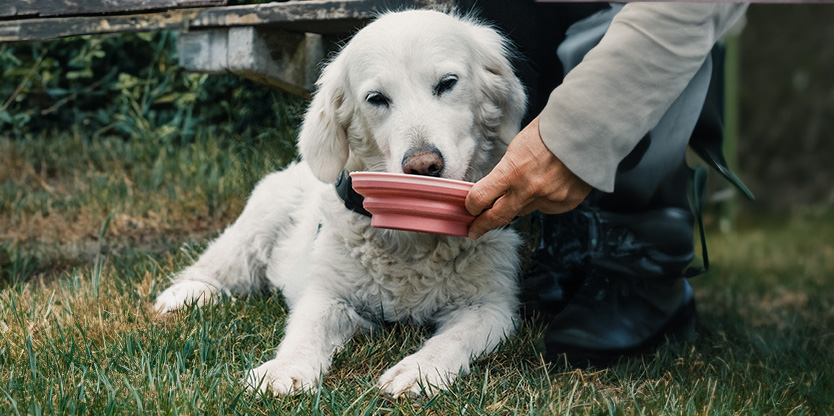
0, 0, 455, 42
189, 0, 453, 33
0, 0, 227, 19
0, 8, 204, 42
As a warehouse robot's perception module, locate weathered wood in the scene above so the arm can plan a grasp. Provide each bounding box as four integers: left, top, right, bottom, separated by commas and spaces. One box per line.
0, 0, 227, 19
178, 28, 230, 74
228, 28, 328, 98
179, 26, 334, 98
0, 0, 455, 42
0, 8, 206, 42
189, 0, 454, 33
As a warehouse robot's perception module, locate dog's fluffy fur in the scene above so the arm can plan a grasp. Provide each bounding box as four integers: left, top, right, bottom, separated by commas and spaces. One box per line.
154, 10, 527, 398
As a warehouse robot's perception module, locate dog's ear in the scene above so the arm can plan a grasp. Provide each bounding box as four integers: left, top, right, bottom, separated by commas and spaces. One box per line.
297, 51, 354, 184
466, 21, 528, 148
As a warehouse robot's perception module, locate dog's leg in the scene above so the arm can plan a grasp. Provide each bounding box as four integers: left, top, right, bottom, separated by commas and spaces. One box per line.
378, 301, 516, 398
155, 167, 312, 314
245, 290, 364, 395
153, 224, 253, 314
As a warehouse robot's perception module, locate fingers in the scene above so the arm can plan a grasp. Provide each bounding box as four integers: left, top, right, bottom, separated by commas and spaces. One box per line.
465, 182, 499, 217
465, 163, 512, 217
467, 192, 523, 240
465, 118, 541, 217
467, 179, 592, 240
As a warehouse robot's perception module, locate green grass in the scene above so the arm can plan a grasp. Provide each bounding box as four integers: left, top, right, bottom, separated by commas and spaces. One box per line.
1, 132, 833, 415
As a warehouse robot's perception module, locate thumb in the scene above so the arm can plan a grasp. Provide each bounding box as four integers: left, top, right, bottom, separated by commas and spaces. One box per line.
465, 164, 511, 216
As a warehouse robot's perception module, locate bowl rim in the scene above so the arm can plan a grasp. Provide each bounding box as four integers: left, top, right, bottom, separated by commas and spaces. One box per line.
349, 171, 474, 188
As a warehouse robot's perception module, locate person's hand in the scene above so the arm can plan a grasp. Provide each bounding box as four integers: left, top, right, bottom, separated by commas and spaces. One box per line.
465, 117, 593, 239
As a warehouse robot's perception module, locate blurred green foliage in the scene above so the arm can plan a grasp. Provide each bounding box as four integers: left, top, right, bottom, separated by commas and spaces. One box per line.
0, 31, 304, 158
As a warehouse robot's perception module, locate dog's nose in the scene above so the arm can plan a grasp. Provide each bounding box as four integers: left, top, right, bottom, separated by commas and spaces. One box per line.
402, 146, 444, 177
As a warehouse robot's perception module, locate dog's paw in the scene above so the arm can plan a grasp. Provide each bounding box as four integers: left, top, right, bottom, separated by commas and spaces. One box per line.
378, 356, 458, 399
154, 279, 218, 314
244, 359, 320, 396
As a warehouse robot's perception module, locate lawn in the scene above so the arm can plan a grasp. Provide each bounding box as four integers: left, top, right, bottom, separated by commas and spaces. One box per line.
1, 131, 832, 415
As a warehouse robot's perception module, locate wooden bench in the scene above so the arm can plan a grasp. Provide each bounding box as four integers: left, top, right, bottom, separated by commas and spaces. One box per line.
1, 0, 454, 97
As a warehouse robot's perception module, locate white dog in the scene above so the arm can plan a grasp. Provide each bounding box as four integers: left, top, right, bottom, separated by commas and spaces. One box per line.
154, 9, 527, 398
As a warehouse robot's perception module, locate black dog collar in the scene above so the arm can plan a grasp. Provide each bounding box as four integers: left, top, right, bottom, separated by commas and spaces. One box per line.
334, 171, 372, 218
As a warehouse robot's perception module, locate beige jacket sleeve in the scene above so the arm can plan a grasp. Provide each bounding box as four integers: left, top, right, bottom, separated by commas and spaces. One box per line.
537, 2, 748, 193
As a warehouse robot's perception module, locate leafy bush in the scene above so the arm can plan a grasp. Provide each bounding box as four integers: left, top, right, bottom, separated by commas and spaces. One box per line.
0, 31, 304, 158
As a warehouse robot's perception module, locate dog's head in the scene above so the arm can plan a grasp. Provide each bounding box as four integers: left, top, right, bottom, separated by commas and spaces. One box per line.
298, 10, 527, 183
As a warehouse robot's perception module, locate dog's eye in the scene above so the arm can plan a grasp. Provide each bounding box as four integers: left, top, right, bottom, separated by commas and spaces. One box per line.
365, 92, 390, 107
434, 75, 458, 97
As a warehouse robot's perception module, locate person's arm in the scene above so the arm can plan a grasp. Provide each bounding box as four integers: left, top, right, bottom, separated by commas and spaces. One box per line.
465, 2, 748, 239
540, 2, 748, 192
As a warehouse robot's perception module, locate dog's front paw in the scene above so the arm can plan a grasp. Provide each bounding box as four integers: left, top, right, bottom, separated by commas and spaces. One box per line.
245, 359, 321, 396
378, 355, 459, 399
154, 279, 218, 314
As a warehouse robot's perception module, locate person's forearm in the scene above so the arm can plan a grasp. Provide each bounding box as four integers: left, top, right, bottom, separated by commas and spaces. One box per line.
538, 2, 748, 192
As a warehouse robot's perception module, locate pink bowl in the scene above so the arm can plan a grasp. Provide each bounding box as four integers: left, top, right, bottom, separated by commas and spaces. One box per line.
349, 172, 475, 237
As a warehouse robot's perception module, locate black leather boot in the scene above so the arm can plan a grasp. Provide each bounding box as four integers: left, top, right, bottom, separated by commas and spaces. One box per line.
540, 207, 698, 366
545, 274, 696, 366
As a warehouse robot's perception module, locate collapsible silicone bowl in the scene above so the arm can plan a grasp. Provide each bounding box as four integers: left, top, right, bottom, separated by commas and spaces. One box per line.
349, 172, 475, 237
